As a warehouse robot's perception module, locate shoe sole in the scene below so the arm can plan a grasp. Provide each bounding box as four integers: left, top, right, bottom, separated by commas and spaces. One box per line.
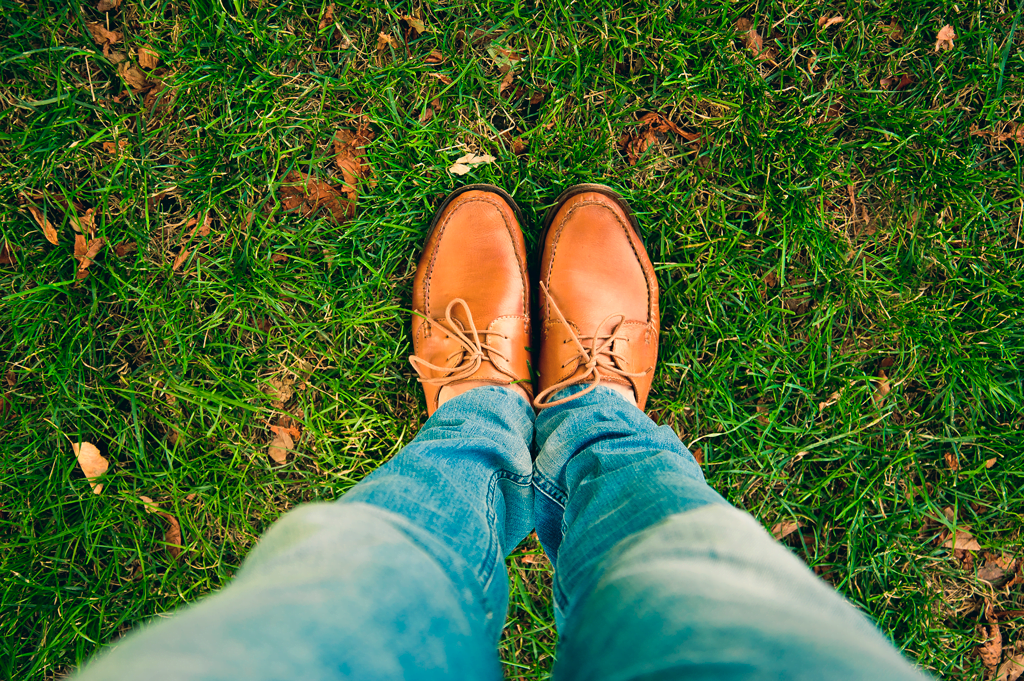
426, 183, 527, 240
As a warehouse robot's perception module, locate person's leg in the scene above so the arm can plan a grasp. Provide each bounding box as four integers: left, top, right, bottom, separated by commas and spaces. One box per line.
73, 185, 539, 681
532, 185, 931, 681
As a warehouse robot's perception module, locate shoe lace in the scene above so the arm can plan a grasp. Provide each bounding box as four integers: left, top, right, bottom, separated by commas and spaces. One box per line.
533, 281, 644, 409
409, 298, 511, 386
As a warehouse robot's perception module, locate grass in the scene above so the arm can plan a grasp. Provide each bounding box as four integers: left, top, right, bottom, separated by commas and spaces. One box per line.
1, 0, 1022, 678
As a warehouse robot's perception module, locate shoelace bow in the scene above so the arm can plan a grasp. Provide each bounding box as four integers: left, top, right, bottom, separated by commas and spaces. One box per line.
409, 298, 512, 386
533, 281, 645, 409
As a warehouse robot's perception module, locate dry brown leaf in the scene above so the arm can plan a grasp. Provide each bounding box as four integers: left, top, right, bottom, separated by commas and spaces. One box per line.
818, 389, 843, 411
736, 18, 767, 60
333, 122, 375, 199
172, 248, 190, 272
429, 72, 453, 85
96, 0, 120, 10
510, 137, 527, 155
139, 497, 183, 558
101, 139, 126, 153
0, 241, 13, 266
986, 457, 998, 469
86, 22, 122, 48
448, 152, 496, 176
520, 553, 549, 565
319, 4, 335, 30
268, 426, 294, 464
425, 49, 444, 64
162, 511, 182, 558
402, 14, 426, 34
944, 451, 960, 472
138, 45, 159, 69
818, 15, 844, 29
113, 241, 136, 258
872, 370, 890, 406
935, 25, 956, 51
27, 205, 59, 245
376, 32, 396, 51
279, 171, 353, 224
772, 520, 803, 539
996, 651, 1024, 681
943, 530, 982, 551
117, 62, 153, 93
75, 237, 106, 280
979, 565, 1009, 584
979, 617, 1002, 670
72, 207, 96, 236
72, 441, 108, 494
882, 19, 904, 41
618, 112, 699, 165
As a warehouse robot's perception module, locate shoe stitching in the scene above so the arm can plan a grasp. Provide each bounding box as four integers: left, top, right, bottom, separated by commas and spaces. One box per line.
423, 195, 528, 332
543, 198, 652, 326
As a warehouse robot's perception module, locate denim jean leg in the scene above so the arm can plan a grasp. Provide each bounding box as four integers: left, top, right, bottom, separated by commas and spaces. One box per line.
72, 386, 535, 681
535, 385, 931, 681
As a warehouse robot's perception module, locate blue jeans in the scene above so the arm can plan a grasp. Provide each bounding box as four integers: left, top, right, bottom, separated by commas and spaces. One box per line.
74, 386, 931, 680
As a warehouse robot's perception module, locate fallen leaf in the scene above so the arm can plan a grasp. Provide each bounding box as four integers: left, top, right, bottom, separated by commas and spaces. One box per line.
818, 15, 844, 29
425, 49, 444, 64
872, 370, 890, 406
772, 520, 803, 539
138, 497, 183, 559
72, 207, 96, 236
448, 152, 496, 175
278, 171, 353, 224
376, 32, 396, 51
979, 617, 1002, 670
172, 248, 191, 272
72, 441, 108, 494
986, 457, 998, 469
402, 14, 425, 34
75, 237, 106, 280
520, 553, 549, 565
692, 446, 704, 466
756, 403, 770, 426
268, 425, 294, 464
736, 18, 767, 60
138, 45, 159, 69
319, 4, 335, 30
818, 389, 843, 411
266, 375, 295, 405
979, 565, 1009, 585
510, 137, 527, 155
935, 25, 956, 51
943, 530, 982, 551
944, 451, 960, 472
996, 651, 1024, 681
86, 22, 122, 48
26, 205, 59, 245
144, 81, 174, 117
96, 0, 120, 10
0, 241, 13, 266
882, 19, 904, 41
333, 121, 375, 202
271, 252, 288, 263
618, 111, 700, 165
117, 62, 153, 93
429, 72, 453, 85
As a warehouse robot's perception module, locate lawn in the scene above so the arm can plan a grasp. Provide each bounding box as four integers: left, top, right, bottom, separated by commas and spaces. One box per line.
1, 0, 1023, 678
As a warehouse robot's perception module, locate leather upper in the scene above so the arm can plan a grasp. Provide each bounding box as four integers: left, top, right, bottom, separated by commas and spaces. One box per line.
410, 190, 531, 415
536, 191, 660, 410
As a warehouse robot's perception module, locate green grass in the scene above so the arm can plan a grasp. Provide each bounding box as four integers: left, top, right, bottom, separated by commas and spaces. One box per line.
1, 0, 1023, 678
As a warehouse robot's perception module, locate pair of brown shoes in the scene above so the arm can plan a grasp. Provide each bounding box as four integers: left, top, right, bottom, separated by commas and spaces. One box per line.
410, 184, 659, 416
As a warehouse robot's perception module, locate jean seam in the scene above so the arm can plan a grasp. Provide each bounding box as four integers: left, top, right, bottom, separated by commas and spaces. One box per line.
479, 468, 532, 600
532, 470, 567, 507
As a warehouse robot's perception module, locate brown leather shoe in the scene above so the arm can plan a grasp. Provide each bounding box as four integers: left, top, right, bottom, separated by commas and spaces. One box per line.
410, 185, 533, 416
534, 185, 659, 410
